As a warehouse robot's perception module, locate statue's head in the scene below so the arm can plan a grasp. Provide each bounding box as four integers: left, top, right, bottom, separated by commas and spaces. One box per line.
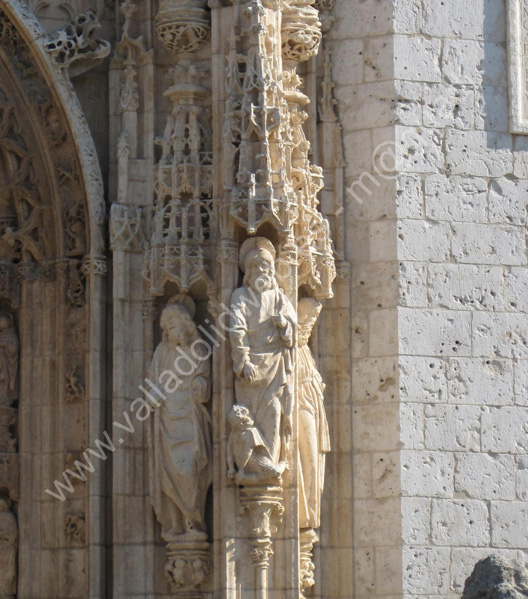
229, 404, 254, 430
160, 302, 196, 348
239, 237, 277, 293
298, 297, 322, 336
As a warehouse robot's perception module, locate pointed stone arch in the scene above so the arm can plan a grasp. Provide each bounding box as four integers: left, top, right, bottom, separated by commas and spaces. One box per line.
0, 1, 107, 596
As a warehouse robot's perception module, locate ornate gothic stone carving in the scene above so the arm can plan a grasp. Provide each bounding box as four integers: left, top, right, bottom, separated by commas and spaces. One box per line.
0, 497, 17, 598
165, 542, 213, 595
65, 367, 85, 403
45, 10, 111, 77
228, 404, 285, 485
230, 237, 296, 469
144, 61, 213, 295
156, 0, 211, 55
0, 92, 48, 264
148, 298, 212, 591
110, 204, 146, 253
65, 512, 86, 544
281, 0, 322, 63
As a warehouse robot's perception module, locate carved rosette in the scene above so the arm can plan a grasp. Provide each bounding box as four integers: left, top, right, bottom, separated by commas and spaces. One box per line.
165, 541, 212, 598
156, 0, 211, 55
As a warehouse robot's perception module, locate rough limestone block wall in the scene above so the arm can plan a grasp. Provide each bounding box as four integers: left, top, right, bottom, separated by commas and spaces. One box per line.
394, 0, 528, 597
328, 2, 403, 598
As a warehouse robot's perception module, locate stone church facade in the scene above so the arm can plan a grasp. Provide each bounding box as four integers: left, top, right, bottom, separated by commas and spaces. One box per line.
0, 0, 527, 598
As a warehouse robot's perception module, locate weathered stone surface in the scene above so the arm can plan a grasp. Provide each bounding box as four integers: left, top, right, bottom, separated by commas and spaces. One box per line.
462, 556, 528, 599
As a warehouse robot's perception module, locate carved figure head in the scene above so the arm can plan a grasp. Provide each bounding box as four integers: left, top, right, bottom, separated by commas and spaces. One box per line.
160, 303, 197, 348
229, 404, 254, 430
245, 248, 276, 292
298, 297, 322, 342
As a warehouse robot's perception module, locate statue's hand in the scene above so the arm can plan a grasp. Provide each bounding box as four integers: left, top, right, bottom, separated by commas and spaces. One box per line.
191, 376, 208, 403
227, 467, 236, 479
273, 313, 287, 329
243, 362, 258, 383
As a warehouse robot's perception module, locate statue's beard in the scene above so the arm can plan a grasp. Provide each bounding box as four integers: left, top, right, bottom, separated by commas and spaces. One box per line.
250, 273, 274, 292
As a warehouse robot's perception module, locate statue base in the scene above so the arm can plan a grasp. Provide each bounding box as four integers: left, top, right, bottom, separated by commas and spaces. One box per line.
239, 485, 284, 599
165, 538, 212, 598
300, 528, 319, 597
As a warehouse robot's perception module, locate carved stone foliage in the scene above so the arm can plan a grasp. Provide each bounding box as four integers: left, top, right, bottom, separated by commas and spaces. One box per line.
65, 367, 85, 403
144, 62, 213, 295
0, 497, 17, 597
156, 0, 211, 55
45, 10, 111, 77
65, 512, 86, 544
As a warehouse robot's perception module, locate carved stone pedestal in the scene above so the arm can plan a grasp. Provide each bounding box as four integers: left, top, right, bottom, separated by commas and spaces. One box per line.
240, 485, 284, 599
300, 528, 319, 597
165, 539, 212, 598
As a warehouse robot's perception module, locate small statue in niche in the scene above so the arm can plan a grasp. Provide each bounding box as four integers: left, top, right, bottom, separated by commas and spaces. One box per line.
148, 296, 212, 541
297, 298, 330, 530
0, 497, 17, 598
230, 237, 297, 467
0, 313, 18, 407
227, 404, 286, 484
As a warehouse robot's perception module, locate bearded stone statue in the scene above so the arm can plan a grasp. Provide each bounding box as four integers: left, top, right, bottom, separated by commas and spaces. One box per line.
230, 237, 297, 469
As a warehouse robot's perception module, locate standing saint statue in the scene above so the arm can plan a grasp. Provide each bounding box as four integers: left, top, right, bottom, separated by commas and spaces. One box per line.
297, 298, 330, 530
0, 497, 17, 598
0, 313, 18, 406
148, 298, 212, 541
230, 237, 297, 468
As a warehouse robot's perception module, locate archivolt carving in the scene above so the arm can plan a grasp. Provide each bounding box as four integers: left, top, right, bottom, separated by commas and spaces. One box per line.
0, 90, 49, 264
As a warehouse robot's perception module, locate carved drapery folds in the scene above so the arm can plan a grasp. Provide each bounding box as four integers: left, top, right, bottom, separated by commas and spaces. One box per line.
147, 299, 213, 594
141, 0, 341, 597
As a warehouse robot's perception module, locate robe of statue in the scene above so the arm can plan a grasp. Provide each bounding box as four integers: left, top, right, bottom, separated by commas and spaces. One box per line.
298, 301, 330, 530
0, 499, 17, 596
148, 329, 212, 540
231, 285, 296, 464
